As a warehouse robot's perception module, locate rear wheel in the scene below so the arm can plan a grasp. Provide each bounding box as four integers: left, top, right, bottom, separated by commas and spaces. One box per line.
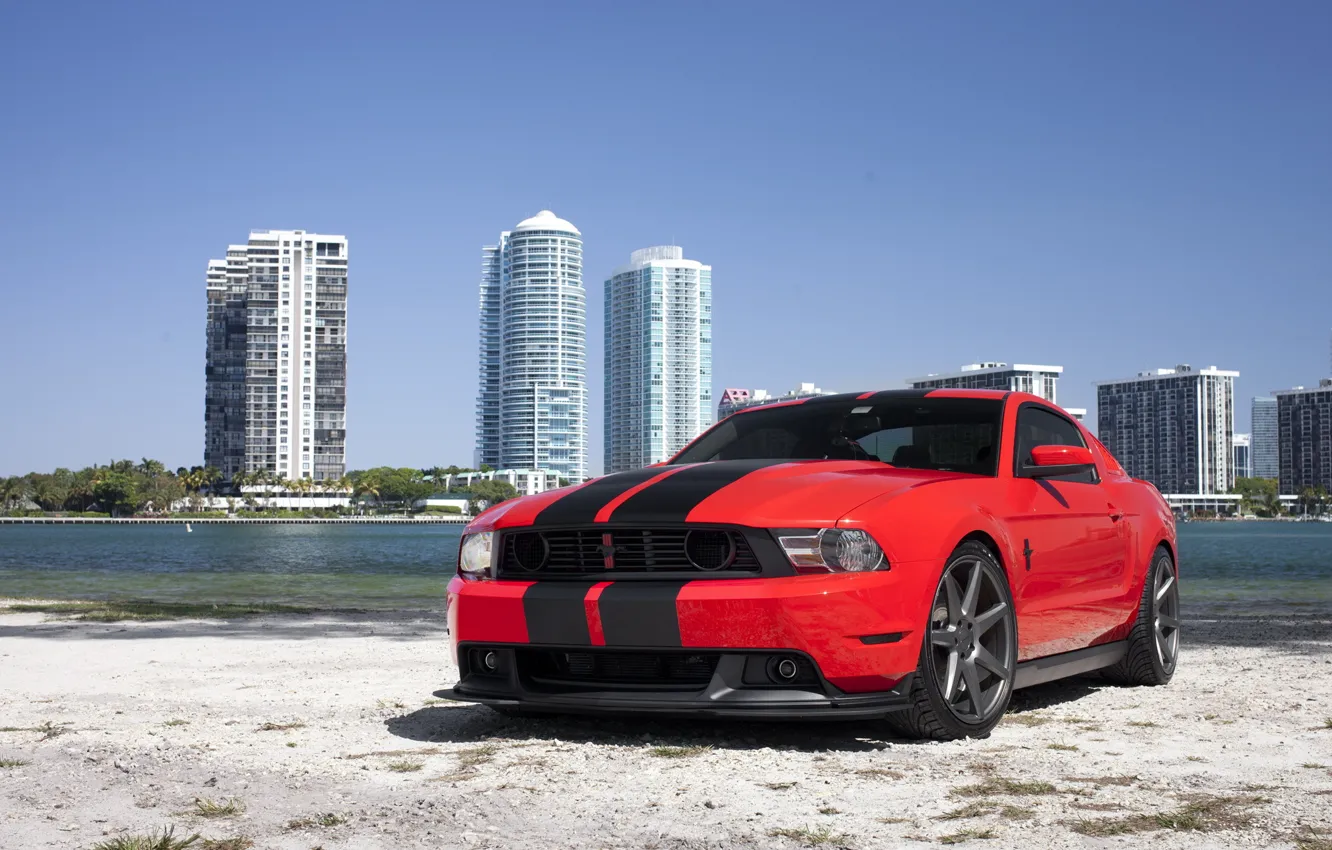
1103, 547, 1179, 686
887, 541, 1017, 741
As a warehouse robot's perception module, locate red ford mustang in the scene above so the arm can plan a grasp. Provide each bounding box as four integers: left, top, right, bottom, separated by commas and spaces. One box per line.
443, 390, 1179, 740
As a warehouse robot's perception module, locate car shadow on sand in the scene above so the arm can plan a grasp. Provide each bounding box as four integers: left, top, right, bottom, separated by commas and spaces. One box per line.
385, 676, 1107, 751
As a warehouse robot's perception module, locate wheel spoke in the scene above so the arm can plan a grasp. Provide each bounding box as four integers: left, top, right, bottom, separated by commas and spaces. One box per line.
942, 650, 961, 700
973, 602, 1008, 637
944, 572, 963, 625
960, 561, 982, 617
961, 657, 984, 716
1157, 613, 1180, 631
931, 628, 957, 648
1155, 571, 1175, 603
974, 644, 1008, 679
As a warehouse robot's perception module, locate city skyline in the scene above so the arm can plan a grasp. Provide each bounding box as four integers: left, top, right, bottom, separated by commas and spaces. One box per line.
2, 3, 1329, 477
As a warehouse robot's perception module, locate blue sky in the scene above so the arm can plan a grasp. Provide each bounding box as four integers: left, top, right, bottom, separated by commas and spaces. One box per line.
1, 1, 1328, 477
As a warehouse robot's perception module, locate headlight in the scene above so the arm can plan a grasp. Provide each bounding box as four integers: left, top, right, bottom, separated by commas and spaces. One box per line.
775, 528, 886, 574
458, 532, 495, 578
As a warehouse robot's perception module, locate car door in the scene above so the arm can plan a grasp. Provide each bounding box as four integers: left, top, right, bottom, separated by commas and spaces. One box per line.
1005, 403, 1129, 659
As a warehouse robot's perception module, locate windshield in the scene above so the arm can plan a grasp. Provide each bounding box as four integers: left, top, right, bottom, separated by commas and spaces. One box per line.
674, 397, 1004, 476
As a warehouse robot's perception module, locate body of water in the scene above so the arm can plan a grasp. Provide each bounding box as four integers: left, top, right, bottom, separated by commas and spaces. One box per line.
0, 521, 1328, 610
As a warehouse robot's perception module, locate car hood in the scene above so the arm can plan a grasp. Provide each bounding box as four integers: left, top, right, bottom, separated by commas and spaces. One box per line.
475, 460, 972, 531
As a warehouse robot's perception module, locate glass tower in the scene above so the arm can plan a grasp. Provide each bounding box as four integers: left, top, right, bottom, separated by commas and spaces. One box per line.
604, 246, 712, 473
1250, 397, 1278, 480
475, 211, 587, 482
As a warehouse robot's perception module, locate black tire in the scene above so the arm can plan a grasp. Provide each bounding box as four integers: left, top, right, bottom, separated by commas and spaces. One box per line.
1103, 547, 1179, 686
886, 541, 1018, 741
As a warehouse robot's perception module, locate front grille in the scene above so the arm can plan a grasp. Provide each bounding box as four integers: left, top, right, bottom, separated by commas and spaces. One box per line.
517, 649, 720, 691
500, 528, 760, 576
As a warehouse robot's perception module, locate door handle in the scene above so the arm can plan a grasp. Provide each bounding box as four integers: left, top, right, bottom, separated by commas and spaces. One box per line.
1108, 505, 1123, 521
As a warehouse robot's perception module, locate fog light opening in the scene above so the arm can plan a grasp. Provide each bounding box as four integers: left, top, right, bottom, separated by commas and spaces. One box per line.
483, 651, 499, 672
772, 657, 799, 682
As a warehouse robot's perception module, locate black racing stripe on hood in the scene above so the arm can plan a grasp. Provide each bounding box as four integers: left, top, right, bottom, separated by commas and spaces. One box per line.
597, 581, 685, 647
532, 467, 671, 526
606, 459, 788, 523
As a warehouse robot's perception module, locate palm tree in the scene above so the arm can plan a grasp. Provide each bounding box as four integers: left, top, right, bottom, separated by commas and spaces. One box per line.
139, 458, 166, 477
354, 478, 380, 514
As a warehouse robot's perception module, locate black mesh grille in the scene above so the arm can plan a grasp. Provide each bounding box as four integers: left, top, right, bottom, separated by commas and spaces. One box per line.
517, 649, 720, 690
500, 528, 759, 576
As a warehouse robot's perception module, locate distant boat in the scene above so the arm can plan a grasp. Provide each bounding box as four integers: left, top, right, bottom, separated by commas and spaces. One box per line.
186, 523, 192, 533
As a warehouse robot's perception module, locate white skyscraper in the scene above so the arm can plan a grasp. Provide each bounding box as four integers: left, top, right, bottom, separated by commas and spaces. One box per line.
205, 230, 348, 482
603, 246, 712, 473
475, 211, 587, 482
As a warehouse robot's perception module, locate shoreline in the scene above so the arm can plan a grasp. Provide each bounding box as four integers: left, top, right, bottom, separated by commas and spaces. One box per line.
0, 515, 468, 525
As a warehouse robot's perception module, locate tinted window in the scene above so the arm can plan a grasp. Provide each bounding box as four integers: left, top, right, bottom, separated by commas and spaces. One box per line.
1015, 406, 1096, 484
674, 398, 1003, 476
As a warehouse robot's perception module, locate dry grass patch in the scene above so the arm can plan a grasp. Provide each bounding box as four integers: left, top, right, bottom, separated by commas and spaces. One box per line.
938, 802, 994, 821
767, 825, 850, 846
1303, 763, 1328, 769
649, 744, 711, 758
91, 829, 201, 850
198, 839, 253, 850
1046, 743, 1078, 752
285, 812, 350, 830
1003, 714, 1050, 727
819, 806, 841, 815
458, 743, 499, 768
255, 721, 304, 732
952, 777, 1057, 798
1065, 774, 1136, 787
876, 817, 911, 825
344, 746, 442, 760
1323, 718, 1332, 730
939, 828, 995, 844
163, 719, 189, 727
193, 797, 244, 818
387, 760, 423, 773
0, 758, 29, 768
762, 781, 798, 790
855, 767, 904, 779
1127, 720, 1159, 728
1068, 794, 1268, 836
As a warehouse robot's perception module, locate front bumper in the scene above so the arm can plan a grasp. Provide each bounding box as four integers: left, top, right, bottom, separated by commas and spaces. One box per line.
444, 646, 915, 720
447, 567, 939, 702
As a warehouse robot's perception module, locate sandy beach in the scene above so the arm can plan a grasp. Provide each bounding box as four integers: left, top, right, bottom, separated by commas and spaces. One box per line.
1, 600, 1330, 849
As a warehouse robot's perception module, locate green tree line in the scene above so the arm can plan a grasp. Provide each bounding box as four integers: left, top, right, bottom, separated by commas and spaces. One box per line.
1, 461, 527, 517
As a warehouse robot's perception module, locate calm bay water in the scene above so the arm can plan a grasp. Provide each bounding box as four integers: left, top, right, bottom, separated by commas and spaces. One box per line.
0, 521, 1329, 610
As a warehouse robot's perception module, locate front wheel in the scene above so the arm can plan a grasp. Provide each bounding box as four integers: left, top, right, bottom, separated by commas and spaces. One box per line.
1103, 547, 1179, 686
886, 541, 1017, 741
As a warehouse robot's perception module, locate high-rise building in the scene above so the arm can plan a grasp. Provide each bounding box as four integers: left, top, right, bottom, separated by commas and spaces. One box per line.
908, 362, 1063, 401
1274, 381, 1332, 496
1251, 396, 1279, 479
906, 362, 1085, 420
603, 246, 712, 473
1232, 433, 1252, 480
1094, 365, 1238, 494
717, 383, 836, 420
205, 229, 348, 482
475, 211, 587, 482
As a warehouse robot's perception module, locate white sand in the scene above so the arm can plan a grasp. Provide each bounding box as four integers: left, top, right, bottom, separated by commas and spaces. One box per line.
1, 602, 1330, 849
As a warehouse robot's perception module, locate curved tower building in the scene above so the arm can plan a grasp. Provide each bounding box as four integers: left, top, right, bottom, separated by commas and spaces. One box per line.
476, 211, 587, 482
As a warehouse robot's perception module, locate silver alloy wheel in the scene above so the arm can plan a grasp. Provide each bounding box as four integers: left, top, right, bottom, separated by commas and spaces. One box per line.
1153, 557, 1180, 671
929, 557, 1015, 724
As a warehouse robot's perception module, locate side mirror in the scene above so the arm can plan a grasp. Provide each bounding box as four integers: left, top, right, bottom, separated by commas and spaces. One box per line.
1024, 445, 1096, 479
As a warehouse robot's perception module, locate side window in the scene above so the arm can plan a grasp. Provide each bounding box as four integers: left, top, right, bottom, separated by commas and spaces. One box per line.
1015, 406, 1097, 484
